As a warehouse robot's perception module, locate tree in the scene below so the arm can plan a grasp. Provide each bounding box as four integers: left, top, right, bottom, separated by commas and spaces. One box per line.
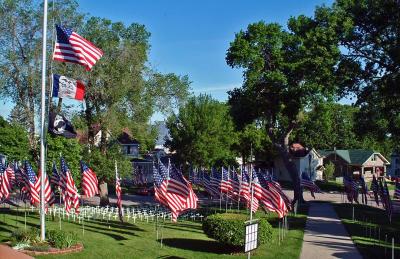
233, 123, 274, 164
324, 162, 335, 181
166, 94, 238, 168
46, 134, 82, 188
317, 0, 400, 145
294, 102, 359, 149
226, 17, 343, 204
0, 116, 30, 161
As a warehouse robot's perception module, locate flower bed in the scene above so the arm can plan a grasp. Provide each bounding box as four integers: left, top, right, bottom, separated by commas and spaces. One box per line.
19, 243, 84, 256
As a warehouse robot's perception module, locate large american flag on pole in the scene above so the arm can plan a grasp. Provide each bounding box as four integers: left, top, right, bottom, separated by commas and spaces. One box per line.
53, 25, 103, 71
80, 161, 99, 198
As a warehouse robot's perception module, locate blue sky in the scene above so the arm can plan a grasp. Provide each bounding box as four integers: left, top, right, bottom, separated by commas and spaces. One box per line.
0, 0, 334, 118
78, 0, 333, 99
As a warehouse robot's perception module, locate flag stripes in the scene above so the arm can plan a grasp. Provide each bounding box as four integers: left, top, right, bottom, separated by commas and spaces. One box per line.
53, 25, 103, 71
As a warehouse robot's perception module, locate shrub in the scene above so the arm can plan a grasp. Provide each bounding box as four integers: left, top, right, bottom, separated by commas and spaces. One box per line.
202, 213, 272, 247
10, 228, 40, 245
46, 229, 78, 249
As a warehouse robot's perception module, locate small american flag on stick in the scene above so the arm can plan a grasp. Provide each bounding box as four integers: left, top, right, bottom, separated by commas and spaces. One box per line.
53, 25, 103, 71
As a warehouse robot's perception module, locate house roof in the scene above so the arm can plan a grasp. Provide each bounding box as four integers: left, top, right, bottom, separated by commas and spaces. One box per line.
117, 129, 139, 145
319, 149, 389, 165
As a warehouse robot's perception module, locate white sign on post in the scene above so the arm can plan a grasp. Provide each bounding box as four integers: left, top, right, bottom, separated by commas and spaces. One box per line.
244, 221, 259, 253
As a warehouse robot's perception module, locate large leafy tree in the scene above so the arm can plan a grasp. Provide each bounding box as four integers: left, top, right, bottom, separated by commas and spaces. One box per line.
294, 102, 359, 150
166, 94, 238, 168
318, 0, 400, 146
226, 16, 343, 204
0, 116, 30, 161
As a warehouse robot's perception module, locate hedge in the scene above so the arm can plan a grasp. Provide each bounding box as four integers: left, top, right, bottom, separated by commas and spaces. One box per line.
202, 213, 272, 247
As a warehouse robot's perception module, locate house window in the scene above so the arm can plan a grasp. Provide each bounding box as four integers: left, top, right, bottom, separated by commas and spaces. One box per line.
127, 146, 131, 154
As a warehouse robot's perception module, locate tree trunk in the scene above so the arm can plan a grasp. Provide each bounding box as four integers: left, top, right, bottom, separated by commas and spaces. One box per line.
277, 147, 304, 207
99, 181, 110, 206
268, 121, 304, 207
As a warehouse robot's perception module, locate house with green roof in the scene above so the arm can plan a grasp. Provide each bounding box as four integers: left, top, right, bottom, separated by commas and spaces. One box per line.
319, 149, 390, 180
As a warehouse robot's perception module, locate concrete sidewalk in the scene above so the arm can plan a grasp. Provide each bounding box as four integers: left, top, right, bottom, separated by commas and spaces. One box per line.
0, 244, 33, 259
300, 202, 362, 259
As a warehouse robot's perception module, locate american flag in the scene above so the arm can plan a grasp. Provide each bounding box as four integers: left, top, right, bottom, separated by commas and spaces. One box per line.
115, 167, 123, 222
167, 164, 189, 197
359, 175, 368, 204
50, 161, 63, 189
202, 172, 220, 198
343, 176, 359, 203
264, 172, 292, 210
80, 161, 99, 198
60, 157, 80, 214
14, 163, 24, 187
394, 179, 400, 199
239, 167, 251, 205
382, 179, 393, 219
53, 25, 103, 71
0, 166, 11, 200
154, 161, 197, 221
229, 169, 240, 198
220, 167, 232, 194
301, 172, 321, 198
24, 161, 40, 205
153, 162, 185, 221
253, 170, 287, 218
36, 170, 55, 207
370, 174, 380, 205
5, 164, 15, 188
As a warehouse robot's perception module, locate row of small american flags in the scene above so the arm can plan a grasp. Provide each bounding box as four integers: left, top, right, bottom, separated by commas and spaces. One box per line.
153, 160, 198, 222
343, 174, 400, 220
0, 158, 99, 215
189, 167, 291, 218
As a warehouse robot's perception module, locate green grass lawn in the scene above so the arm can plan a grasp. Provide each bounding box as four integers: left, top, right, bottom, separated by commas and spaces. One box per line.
333, 203, 400, 259
0, 205, 308, 259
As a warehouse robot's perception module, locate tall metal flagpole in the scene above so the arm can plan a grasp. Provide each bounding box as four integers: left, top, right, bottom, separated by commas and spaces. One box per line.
40, 0, 49, 241
248, 144, 254, 259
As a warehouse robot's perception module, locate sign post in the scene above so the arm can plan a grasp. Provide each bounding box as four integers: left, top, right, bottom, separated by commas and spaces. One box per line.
245, 219, 259, 258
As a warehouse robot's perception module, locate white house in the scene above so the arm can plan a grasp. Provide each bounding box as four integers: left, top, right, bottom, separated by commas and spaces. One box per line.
273, 143, 324, 181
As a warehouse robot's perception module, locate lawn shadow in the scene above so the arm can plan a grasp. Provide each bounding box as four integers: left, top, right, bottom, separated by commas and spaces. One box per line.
88, 218, 145, 232
81, 225, 129, 241
161, 238, 236, 254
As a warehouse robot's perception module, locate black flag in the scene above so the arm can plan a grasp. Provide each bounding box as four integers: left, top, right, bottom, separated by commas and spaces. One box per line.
48, 112, 77, 138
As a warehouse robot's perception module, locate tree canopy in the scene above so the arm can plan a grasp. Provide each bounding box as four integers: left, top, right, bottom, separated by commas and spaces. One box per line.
316, 0, 400, 146
166, 94, 237, 168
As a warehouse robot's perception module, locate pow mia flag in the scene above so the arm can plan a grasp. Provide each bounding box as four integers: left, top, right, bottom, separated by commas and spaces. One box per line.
48, 112, 77, 139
